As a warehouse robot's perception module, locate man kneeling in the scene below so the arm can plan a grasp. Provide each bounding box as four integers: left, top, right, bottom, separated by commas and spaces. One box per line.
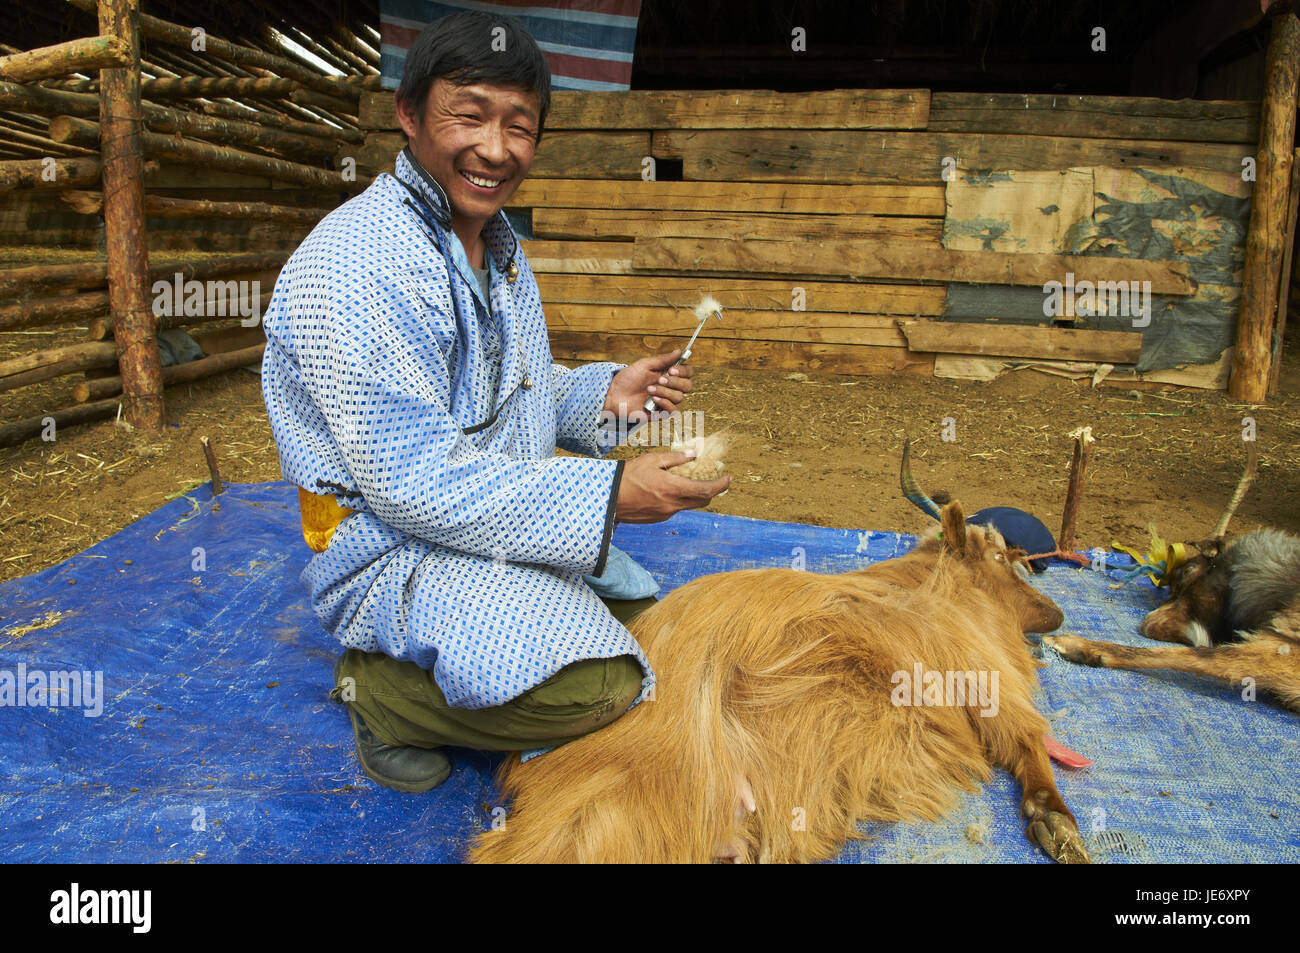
261, 11, 729, 791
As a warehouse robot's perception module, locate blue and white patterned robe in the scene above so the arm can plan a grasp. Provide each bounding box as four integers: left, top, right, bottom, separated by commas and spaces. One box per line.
261, 151, 654, 709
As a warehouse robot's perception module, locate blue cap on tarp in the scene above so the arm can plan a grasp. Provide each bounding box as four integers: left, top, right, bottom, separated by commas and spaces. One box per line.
967, 507, 1056, 573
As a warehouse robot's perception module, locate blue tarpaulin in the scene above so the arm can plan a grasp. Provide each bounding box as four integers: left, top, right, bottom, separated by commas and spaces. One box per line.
1, 481, 1295, 863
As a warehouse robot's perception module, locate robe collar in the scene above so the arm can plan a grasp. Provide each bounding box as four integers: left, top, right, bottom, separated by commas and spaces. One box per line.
392, 146, 520, 282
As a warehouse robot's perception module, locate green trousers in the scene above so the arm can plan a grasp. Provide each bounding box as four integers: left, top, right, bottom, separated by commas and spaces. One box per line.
332, 596, 657, 752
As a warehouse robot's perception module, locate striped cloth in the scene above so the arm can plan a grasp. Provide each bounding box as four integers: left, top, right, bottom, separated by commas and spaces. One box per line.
380, 0, 642, 91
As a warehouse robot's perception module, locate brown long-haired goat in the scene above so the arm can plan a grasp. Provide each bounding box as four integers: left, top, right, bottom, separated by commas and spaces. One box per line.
471, 501, 1089, 864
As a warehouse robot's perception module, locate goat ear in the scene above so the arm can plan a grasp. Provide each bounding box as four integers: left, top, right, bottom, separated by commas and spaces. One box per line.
939, 501, 967, 555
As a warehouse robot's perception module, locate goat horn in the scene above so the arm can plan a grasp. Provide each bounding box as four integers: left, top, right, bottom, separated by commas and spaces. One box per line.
1211, 440, 1258, 539
900, 437, 943, 521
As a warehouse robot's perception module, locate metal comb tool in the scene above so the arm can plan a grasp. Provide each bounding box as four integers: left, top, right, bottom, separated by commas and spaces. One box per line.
643, 295, 723, 414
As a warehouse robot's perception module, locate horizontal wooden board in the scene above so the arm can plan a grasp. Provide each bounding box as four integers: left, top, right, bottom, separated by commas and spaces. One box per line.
545, 304, 908, 347
928, 93, 1258, 144
523, 241, 633, 273
517, 131, 656, 179
360, 88, 930, 132
511, 178, 945, 216
898, 318, 1143, 363
634, 238, 1197, 294
352, 131, 651, 180
548, 330, 934, 376
531, 208, 942, 243
654, 130, 1252, 184
534, 273, 946, 315
550, 88, 930, 131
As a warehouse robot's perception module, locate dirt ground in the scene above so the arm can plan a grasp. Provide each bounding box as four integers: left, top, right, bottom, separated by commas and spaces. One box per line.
2, 331, 1298, 586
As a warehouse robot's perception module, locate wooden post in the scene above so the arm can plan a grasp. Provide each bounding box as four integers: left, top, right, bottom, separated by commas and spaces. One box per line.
98, 0, 163, 432
1268, 146, 1300, 395
1229, 12, 1300, 402
1057, 426, 1095, 555
200, 436, 224, 495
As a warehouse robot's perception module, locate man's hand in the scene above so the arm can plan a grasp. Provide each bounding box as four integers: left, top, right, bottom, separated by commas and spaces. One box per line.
604, 350, 693, 426
616, 451, 731, 523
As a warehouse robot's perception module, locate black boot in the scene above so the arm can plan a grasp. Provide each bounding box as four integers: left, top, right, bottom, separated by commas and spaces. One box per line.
332, 659, 451, 793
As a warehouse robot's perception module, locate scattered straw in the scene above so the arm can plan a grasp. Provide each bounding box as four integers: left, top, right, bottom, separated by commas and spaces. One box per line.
0, 609, 67, 641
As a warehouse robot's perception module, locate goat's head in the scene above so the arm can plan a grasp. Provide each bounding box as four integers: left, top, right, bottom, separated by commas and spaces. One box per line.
900, 438, 1063, 633
1143, 442, 1258, 646
923, 501, 1065, 633
1140, 549, 1228, 646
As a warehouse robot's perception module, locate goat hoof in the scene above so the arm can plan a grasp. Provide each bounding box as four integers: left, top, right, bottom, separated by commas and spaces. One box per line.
1043, 635, 1102, 667
1028, 811, 1091, 865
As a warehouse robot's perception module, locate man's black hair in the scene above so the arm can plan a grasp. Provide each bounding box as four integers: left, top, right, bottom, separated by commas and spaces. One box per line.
395, 11, 551, 142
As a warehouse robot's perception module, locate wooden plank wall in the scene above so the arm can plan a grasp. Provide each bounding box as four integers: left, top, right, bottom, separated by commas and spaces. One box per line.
355, 89, 1265, 387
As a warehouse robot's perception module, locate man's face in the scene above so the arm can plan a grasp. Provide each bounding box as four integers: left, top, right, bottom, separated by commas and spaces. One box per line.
396, 78, 540, 236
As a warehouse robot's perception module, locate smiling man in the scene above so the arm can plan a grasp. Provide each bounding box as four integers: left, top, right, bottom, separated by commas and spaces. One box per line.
261, 11, 729, 793
403, 76, 532, 269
